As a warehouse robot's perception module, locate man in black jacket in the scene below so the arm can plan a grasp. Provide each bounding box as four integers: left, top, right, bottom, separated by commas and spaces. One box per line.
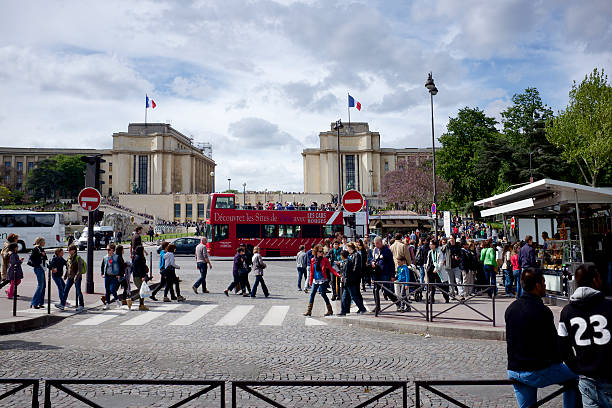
338, 250, 366, 315
558, 265, 612, 407
505, 268, 580, 408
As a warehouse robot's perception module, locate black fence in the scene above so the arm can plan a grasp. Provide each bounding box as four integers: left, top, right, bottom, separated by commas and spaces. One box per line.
372, 281, 497, 326
43, 378, 225, 407
414, 379, 571, 408
232, 380, 407, 408
0, 378, 39, 408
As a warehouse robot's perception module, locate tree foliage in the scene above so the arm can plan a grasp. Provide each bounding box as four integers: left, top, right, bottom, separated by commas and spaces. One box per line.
381, 156, 450, 213
546, 68, 612, 187
25, 154, 86, 199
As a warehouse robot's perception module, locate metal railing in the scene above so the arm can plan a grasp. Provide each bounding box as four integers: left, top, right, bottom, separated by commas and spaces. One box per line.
231, 380, 407, 408
414, 379, 572, 408
373, 281, 497, 326
43, 378, 225, 407
0, 378, 39, 408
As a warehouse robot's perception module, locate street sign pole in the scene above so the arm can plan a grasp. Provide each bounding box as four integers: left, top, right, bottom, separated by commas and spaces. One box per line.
86, 211, 95, 294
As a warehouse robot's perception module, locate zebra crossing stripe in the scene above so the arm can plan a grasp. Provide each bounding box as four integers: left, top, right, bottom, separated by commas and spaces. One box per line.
304, 317, 327, 326
120, 304, 180, 326
259, 305, 290, 326
168, 304, 218, 326
73, 309, 128, 326
215, 305, 254, 326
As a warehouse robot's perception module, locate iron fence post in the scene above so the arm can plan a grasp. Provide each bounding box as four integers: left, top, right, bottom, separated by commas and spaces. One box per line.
32, 379, 39, 408
12, 276, 17, 316
492, 291, 496, 327
231, 383, 236, 408
44, 381, 51, 408
402, 382, 407, 408
415, 382, 420, 407
47, 267, 51, 314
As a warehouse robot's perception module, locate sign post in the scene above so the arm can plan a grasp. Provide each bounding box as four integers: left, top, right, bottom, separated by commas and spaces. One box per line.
78, 187, 101, 294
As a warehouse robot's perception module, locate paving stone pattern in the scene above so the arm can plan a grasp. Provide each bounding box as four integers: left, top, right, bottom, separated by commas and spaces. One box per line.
0, 253, 563, 407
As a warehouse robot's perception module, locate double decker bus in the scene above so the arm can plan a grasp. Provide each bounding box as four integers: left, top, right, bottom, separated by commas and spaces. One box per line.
205, 193, 343, 257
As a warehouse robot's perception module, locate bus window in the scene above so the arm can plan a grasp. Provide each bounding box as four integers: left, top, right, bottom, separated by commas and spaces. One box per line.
301, 224, 321, 238
214, 196, 235, 209
6, 215, 27, 228
213, 224, 229, 241
205, 224, 212, 241
324, 225, 343, 237
206, 195, 211, 219
279, 225, 300, 238
28, 214, 55, 227
262, 224, 278, 238
236, 224, 261, 239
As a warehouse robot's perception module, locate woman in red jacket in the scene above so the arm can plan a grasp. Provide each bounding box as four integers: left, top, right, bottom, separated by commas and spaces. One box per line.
303, 245, 341, 317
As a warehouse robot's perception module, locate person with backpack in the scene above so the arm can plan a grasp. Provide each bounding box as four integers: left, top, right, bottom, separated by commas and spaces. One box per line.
57, 244, 85, 311
250, 247, 269, 298
338, 249, 367, 316
162, 244, 185, 302
225, 247, 248, 297
29, 237, 47, 309
48, 248, 67, 304
480, 239, 498, 297
5, 242, 23, 300
101, 243, 121, 309
303, 245, 341, 317
151, 241, 176, 301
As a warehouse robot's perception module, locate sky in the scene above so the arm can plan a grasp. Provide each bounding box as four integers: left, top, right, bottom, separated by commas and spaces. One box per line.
0, 0, 610, 192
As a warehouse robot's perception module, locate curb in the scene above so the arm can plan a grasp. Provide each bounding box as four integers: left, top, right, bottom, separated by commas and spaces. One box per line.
0, 283, 160, 335
328, 314, 506, 341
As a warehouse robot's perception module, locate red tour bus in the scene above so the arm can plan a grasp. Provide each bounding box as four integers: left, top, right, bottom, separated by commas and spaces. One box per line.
205, 193, 344, 257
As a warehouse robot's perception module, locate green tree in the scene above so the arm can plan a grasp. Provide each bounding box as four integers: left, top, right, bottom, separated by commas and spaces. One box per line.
546, 68, 612, 187
25, 155, 85, 199
437, 107, 499, 207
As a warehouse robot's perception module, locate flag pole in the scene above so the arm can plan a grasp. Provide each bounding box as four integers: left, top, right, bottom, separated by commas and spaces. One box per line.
144, 95, 148, 125
347, 92, 351, 134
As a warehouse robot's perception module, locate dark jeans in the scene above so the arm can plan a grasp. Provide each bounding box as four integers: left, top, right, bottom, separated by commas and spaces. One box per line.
297, 267, 307, 289
251, 275, 268, 297
308, 281, 330, 305
514, 269, 523, 299
51, 272, 65, 300
239, 273, 251, 295
164, 269, 181, 297
341, 284, 366, 314
194, 262, 208, 291
373, 277, 397, 310
427, 271, 449, 303
227, 273, 241, 291
152, 273, 176, 298
483, 265, 498, 297
104, 274, 119, 303
504, 268, 514, 295
62, 277, 84, 307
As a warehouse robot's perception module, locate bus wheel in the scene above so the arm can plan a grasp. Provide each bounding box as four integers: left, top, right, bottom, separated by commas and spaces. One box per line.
17, 240, 27, 253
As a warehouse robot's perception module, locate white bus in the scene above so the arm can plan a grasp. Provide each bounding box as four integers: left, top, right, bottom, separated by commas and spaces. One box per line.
0, 210, 66, 252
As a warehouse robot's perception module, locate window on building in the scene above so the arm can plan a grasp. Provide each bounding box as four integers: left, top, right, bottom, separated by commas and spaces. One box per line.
213, 224, 229, 241
4, 161, 10, 169
174, 203, 181, 218
27, 162, 34, 173
262, 224, 278, 238
186, 203, 192, 218
384, 161, 389, 172
108, 162, 112, 172
236, 224, 261, 239
301, 224, 321, 238
16, 162, 23, 172
198, 203, 205, 218
345, 155, 355, 190
138, 155, 148, 194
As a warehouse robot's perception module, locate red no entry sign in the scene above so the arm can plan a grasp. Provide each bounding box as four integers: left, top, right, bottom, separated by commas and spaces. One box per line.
78, 187, 101, 212
342, 190, 364, 213
510, 217, 516, 230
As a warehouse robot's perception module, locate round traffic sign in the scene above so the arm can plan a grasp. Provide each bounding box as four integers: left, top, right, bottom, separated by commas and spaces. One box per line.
510, 216, 516, 230
431, 202, 437, 215
342, 190, 364, 213
78, 187, 102, 212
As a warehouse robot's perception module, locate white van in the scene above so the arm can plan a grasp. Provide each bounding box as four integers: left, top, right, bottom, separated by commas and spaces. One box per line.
77, 226, 115, 250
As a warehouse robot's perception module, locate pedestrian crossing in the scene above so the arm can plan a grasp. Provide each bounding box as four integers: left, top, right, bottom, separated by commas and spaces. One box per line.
70, 303, 349, 328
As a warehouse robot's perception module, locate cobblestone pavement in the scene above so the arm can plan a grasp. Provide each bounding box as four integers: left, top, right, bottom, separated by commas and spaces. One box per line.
0, 253, 564, 407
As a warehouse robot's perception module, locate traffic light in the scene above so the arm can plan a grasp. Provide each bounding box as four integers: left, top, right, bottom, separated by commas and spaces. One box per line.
81, 155, 106, 191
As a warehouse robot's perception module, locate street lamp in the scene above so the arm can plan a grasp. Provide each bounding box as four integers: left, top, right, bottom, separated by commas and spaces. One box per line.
333, 119, 344, 204
425, 72, 439, 237
210, 171, 215, 193
242, 182, 246, 207
264, 188, 267, 203
227, 178, 231, 191
368, 169, 374, 195
529, 148, 543, 183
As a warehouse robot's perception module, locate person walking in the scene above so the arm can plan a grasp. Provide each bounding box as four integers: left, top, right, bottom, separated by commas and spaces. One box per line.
130, 226, 143, 258
250, 247, 269, 298
502, 243, 514, 297
151, 242, 176, 301
390, 233, 413, 307
304, 243, 315, 293
425, 240, 449, 303
303, 245, 340, 317
414, 238, 428, 284
115, 245, 131, 307
48, 248, 67, 304
57, 244, 85, 311
511, 243, 522, 298
395, 256, 412, 312
132, 245, 150, 310
505, 268, 580, 408
192, 237, 212, 294
338, 249, 367, 315
460, 240, 474, 296
518, 235, 537, 272
101, 243, 121, 309
29, 237, 47, 309
296, 245, 308, 291
371, 236, 397, 309
162, 244, 185, 302
558, 265, 612, 407
225, 247, 248, 297
480, 240, 498, 298
6, 243, 23, 300
328, 241, 342, 301
1, 233, 20, 290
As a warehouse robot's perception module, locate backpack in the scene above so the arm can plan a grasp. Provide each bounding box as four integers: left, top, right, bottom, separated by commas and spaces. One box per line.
79, 256, 87, 274
415, 247, 424, 266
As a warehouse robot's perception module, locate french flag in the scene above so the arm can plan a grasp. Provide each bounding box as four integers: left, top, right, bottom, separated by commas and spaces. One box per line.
146, 95, 156, 109
348, 94, 361, 111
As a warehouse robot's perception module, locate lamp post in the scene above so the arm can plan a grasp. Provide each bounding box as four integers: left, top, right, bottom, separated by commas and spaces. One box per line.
242, 182, 246, 207
227, 178, 231, 191
425, 72, 439, 237
529, 148, 542, 183
210, 171, 215, 193
368, 169, 374, 195
333, 119, 344, 204
264, 188, 267, 203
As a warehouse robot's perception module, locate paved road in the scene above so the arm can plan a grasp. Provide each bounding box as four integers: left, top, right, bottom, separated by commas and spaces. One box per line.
0, 252, 561, 407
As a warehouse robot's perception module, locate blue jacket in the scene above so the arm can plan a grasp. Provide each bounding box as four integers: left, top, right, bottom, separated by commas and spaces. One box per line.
159, 249, 166, 271
101, 254, 120, 276
397, 264, 411, 283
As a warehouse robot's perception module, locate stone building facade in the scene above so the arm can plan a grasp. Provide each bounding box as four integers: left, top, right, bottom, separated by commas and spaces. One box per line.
302, 122, 431, 198
0, 123, 215, 197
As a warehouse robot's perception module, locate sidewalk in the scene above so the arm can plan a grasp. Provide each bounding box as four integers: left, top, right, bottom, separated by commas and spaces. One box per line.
328, 285, 564, 341
0, 269, 156, 334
